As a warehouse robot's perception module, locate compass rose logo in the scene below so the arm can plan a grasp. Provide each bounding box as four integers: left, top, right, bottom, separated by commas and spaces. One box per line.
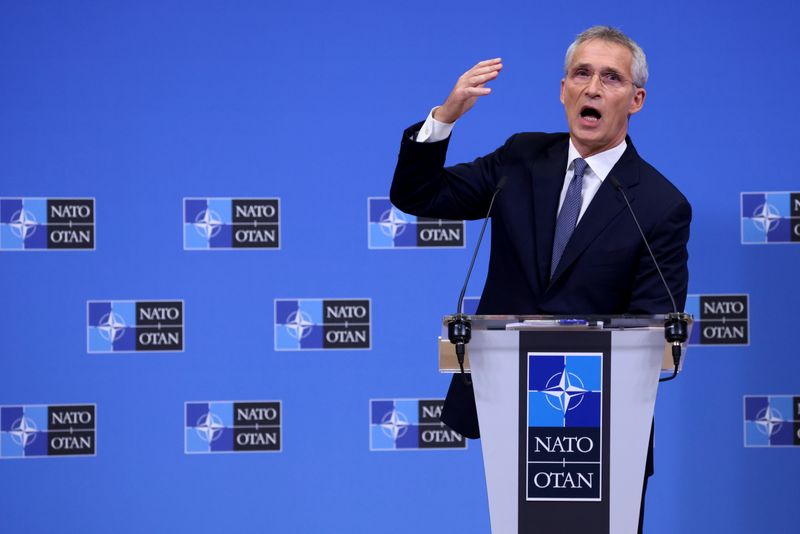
744, 395, 800, 447
284, 310, 314, 340
754, 406, 784, 437
195, 412, 225, 443
193, 209, 223, 239
9, 209, 38, 239
97, 312, 127, 342
751, 203, 781, 234
9, 417, 38, 447
380, 409, 409, 440
543, 371, 588, 414
378, 208, 407, 238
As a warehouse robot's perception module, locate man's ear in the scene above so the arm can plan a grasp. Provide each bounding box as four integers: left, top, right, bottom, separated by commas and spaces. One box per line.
560, 79, 566, 105
628, 86, 646, 116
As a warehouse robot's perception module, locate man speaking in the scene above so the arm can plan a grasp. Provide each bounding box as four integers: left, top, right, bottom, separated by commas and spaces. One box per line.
390, 26, 691, 532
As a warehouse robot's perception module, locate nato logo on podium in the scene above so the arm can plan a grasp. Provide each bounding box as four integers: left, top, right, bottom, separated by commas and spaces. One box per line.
527, 353, 603, 500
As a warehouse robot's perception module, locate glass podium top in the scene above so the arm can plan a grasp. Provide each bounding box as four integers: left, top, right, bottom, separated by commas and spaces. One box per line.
441, 314, 693, 331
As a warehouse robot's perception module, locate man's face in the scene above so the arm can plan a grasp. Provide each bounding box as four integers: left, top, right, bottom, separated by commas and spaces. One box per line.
560, 39, 646, 157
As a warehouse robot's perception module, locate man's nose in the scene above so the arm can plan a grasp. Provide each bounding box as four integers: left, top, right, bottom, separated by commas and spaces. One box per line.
585, 73, 603, 95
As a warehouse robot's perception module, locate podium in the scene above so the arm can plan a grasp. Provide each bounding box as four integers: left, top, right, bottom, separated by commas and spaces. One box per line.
439, 315, 692, 534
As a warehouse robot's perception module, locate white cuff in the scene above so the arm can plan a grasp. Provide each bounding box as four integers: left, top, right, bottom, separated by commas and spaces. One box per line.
414, 107, 455, 143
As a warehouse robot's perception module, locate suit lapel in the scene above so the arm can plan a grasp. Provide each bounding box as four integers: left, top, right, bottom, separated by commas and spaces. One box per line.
526, 137, 569, 292
548, 139, 642, 286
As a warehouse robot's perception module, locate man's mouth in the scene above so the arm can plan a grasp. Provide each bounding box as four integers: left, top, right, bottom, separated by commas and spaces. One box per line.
580, 106, 602, 122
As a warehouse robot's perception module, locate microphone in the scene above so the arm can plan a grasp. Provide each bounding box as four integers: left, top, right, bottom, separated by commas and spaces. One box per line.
608, 175, 688, 382
448, 176, 508, 385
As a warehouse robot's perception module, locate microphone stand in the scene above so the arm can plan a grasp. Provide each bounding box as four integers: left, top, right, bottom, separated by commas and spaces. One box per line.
449, 177, 508, 385
608, 175, 689, 382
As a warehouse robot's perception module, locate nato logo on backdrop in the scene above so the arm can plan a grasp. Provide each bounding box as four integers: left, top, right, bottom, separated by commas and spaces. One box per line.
185, 401, 281, 454
274, 298, 371, 350
0, 404, 96, 458
184, 198, 280, 249
684, 294, 749, 345
527, 353, 603, 501
0, 198, 95, 250
87, 300, 184, 353
369, 399, 466, 451
368, 197, 465, 249
744, 395, 800, 447
741, 192, 800, 244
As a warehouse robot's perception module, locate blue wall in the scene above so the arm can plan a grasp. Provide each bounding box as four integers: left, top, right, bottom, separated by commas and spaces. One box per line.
1, 1, 798, 532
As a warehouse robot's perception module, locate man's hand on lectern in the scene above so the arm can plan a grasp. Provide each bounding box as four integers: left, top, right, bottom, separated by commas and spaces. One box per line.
433, 58, 503, 124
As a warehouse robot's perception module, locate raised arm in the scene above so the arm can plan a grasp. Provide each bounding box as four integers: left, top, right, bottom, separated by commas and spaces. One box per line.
390, 59, 508, 221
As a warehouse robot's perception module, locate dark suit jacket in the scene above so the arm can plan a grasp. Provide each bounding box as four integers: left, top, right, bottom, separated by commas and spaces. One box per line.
390, 122, 691, 447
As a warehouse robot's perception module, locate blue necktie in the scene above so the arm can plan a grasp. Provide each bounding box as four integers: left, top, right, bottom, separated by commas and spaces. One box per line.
551, 158, 588, 278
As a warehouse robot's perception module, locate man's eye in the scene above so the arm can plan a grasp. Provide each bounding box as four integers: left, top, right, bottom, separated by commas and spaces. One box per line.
574, 69, 590, 77
604, 72, 621, 82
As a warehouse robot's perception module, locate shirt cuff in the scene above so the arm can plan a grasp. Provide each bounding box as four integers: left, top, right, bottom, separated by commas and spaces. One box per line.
414, 107, 455, 143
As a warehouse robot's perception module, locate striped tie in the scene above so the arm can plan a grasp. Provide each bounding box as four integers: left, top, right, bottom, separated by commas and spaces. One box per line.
551, 158, 588, 278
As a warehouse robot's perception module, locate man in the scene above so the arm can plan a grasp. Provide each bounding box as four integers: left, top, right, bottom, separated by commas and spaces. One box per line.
390, 26, 691, 532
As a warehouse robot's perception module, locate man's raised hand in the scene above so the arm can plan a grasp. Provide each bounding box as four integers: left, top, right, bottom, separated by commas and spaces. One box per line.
433, 58, 503, 124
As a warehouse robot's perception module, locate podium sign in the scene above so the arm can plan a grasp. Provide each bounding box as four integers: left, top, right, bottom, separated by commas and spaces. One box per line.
440, 316, 690, 534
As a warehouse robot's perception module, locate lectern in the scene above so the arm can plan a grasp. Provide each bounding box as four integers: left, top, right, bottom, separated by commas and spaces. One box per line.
439, 315, 692, 534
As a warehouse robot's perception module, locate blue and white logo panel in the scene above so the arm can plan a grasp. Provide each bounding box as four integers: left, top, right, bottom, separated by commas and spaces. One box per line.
0, 404, 96, 458
274, 298, 371, 351
87, 300, 184, 353
744, 395, 800, 447
369, 399, 466, 451
0, 197, 95, 251
527, 352, 603, 501
367, 197, 465, 249
185, 401, 282, 454
184, 197, 280, 250
741, 192, 800, 244
684, 294, 749, 346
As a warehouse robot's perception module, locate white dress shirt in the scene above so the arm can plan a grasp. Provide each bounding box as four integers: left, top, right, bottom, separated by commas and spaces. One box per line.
414, 107, 627, 223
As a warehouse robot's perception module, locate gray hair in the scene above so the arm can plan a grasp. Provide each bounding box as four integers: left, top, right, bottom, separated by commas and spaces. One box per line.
564, 26, 648, 87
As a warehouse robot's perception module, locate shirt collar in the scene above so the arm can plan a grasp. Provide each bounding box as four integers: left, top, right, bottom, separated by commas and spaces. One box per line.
566, 138, 627, 181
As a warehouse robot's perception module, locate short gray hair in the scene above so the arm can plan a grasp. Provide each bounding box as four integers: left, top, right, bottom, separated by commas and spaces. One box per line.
564, 26, 648, 87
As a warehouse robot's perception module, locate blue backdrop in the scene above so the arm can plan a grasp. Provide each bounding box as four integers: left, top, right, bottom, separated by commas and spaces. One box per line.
1, 1, 798, 532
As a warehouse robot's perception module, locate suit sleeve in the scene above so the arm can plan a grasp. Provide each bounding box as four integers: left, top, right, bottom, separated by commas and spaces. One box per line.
627, 198, 692, 314
390, 121, 515, 221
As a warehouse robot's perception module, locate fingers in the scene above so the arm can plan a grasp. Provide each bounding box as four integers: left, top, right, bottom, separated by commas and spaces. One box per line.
463, 86, 492, 96
467, 70, 500, 86
475, 57, 502, 68
437, 58, 501, 123
471, 64, 503, 76
461, 59, 502, 87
